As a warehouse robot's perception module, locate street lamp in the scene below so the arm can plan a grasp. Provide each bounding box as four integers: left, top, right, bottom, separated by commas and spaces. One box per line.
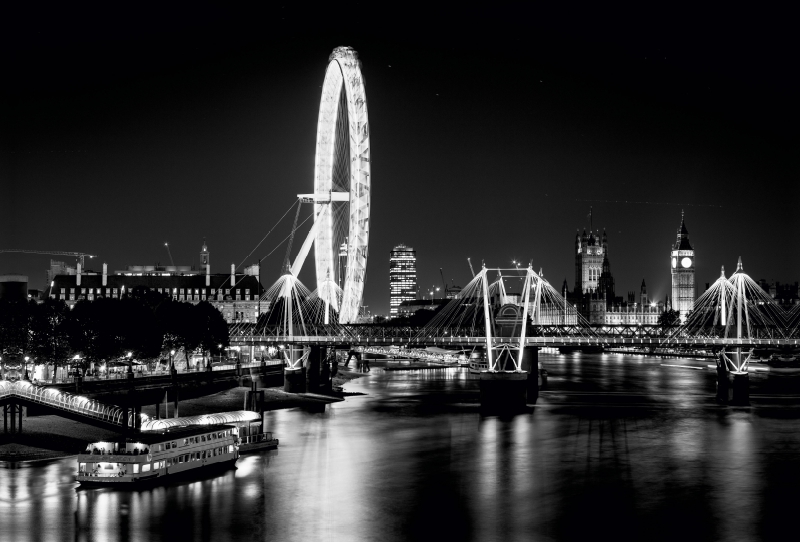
126, 352, 133, 377
24, 356, 30, 381
170, 349, 176, 373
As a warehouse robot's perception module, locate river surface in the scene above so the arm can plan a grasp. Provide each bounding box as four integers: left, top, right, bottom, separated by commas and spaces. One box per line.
3, 353, 800, 542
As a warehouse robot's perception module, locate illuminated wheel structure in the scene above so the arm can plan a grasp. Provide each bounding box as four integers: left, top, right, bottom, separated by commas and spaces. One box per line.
313, 46, 370, 324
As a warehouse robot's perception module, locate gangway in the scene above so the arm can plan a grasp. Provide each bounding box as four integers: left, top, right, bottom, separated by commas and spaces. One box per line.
1, 380, 129, 431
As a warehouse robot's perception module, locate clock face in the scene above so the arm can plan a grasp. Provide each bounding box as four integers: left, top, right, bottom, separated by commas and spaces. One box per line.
681, 257, 692, 269
671, 257, 677, 269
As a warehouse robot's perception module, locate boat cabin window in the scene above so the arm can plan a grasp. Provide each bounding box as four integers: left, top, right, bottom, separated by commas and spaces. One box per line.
172, 441, 177, 448
142, 464, 151, 473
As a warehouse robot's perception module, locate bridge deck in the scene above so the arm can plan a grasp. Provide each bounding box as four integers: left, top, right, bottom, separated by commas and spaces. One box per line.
230, 335, 800, 348
1, 380, 128, 430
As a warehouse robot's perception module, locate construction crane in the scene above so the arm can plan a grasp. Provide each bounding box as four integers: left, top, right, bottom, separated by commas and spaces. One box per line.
467, 257, 476, 277
0, 250, 97, 267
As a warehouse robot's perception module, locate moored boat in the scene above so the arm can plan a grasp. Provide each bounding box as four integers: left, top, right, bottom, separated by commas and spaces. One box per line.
76, 424, 239, 486
468, 351, 489, 374
238, 431, 279, 453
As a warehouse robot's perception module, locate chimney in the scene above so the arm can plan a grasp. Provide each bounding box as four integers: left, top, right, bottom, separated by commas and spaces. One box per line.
102, 263, 108, 286
76, 263, 82, 286
231, 263, 235, 288
206, 263, 210, 287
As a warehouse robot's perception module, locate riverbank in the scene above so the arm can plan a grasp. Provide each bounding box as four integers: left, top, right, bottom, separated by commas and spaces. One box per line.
1, 369, 369, 462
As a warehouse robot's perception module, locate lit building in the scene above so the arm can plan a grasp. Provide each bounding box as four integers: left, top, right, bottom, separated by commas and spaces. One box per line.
756, 279, 800, 307
575, 229, 607, 294
565, 226, 664, 325
670, 215, 695, 321
46, 244, 267, 324
389, 244, 417, 318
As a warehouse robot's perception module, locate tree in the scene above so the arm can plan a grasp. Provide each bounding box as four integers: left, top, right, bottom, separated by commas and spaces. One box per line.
67, 299, 102, 369
658, 308, 681, 328
196, 301, 229, 368
28, 298, 73, 381
0, 299, 32, 358
119, 296, 163, 364
156, 299, 201, 370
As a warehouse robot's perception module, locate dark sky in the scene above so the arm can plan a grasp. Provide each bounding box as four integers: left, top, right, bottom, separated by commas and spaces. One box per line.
4, 4, 798, 314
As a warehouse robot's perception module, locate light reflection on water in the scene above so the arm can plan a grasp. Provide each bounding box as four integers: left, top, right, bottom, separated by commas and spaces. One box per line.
2, 353, 800, 541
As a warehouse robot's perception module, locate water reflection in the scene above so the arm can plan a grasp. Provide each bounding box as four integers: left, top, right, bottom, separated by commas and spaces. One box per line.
2, 354, 800, 541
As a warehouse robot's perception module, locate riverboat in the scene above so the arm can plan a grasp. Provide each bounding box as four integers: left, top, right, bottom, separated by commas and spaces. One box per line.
75, 424, 239, 486
468, 351, 489, 374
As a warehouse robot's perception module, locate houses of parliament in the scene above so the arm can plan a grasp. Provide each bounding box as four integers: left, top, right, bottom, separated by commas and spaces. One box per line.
564, 215, 696, 325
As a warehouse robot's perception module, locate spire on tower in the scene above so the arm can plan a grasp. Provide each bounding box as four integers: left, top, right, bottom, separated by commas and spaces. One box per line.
674, 213, 692, 250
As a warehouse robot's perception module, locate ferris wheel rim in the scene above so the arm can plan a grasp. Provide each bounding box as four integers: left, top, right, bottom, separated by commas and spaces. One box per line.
312, 46, 370, 324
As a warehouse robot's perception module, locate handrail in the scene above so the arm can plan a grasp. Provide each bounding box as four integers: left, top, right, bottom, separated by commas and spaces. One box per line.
1, 380, 130, 426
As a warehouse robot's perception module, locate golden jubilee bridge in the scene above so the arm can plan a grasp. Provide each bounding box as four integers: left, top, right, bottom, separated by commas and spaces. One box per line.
231, 263, 800, 351
230, 262, 798, 408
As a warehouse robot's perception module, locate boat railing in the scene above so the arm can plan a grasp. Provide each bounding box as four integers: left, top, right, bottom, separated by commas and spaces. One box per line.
239, 433, 277, 445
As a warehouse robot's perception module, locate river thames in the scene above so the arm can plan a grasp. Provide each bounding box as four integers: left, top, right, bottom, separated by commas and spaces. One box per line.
3, 353, 800, 541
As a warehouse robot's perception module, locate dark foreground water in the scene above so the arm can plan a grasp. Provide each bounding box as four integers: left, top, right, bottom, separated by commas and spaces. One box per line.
3, 353, 800, 542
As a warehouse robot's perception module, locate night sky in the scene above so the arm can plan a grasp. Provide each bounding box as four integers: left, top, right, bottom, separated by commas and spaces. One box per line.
5, 5, 798, 314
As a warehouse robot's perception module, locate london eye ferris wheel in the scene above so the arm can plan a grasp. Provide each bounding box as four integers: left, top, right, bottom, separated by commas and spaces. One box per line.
293, 47, 371, 324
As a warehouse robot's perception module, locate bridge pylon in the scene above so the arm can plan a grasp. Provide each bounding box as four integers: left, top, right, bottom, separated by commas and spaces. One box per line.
708, 259, 781, 405
478, 266, 541, 412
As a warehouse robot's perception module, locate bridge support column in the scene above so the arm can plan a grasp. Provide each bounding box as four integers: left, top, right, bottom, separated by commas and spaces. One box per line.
4, 403, 22, 434
284, 367, 306, 393
479, 372, 528, 413
284, 346, 307, 393
716, 358, 730, 403
520, 346, 540, 403
320, 353, 332, 394
731, 373, 750, 406
173, 387, 179, 418
306, 346, 323, 393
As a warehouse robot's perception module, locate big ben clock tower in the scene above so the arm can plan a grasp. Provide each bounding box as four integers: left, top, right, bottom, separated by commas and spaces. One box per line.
670, 214, 695, 321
